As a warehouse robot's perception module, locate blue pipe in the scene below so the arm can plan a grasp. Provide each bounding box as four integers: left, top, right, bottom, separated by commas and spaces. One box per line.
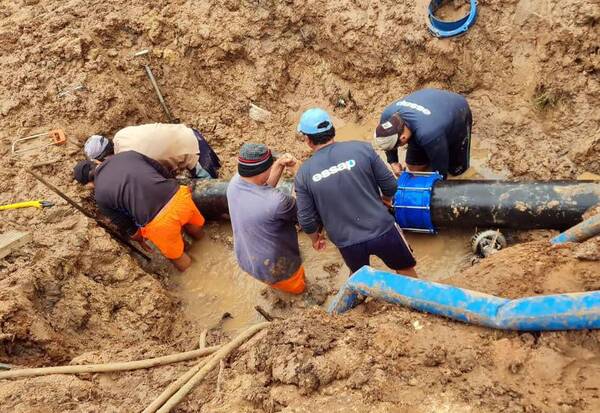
551, 214, 600, 244
328, 266, 600, 331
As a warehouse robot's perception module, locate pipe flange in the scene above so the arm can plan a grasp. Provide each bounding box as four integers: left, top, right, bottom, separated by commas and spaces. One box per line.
428, 0, 478, 38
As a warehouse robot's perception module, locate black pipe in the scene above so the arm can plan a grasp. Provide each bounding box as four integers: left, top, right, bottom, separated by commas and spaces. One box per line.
431, 180, 600, 230
192, 178, 600, 231
191, 179, 294, 220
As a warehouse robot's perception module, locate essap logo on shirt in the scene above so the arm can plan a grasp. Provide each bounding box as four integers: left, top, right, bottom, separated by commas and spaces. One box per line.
396, 100, 431, 116
312, 160, 356, 182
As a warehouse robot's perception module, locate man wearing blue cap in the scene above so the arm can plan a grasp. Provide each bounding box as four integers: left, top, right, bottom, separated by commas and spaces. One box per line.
295, 108, 417, 277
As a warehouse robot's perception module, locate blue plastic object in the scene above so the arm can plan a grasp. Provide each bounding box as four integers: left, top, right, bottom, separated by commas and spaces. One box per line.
428, 0, 478, 38
328, 266, 600, 331
393, 171, 443, 233
551, 214, 600, 245
297, 108, 333, 135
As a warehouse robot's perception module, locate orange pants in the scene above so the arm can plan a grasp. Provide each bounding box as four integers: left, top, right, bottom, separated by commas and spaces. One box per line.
141, 186, 205, 259
270, 265, 306, 294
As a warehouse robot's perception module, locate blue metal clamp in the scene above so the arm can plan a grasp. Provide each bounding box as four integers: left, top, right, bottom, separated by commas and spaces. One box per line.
428, 0, 478, 38
393, 171, 443, 233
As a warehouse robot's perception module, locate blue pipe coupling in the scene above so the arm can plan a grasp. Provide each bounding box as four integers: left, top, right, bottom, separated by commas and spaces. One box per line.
428, 0, 478, 38
328, 266, 600, 331
393, 171, 443, 233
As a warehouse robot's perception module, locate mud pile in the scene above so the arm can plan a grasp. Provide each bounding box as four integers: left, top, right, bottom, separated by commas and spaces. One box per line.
0, 0, 599, 411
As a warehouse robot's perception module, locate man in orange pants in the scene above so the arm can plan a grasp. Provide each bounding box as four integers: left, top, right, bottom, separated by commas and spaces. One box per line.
227, 143, 305, 294
73, 151, 204, 271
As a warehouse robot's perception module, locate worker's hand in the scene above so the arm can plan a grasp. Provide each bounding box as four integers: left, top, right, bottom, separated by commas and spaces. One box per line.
276, 153, 297, 168
390, 162, 403, 177
275, 153, 297, 168
312, 232, 326, 251
382, 196, 393, 209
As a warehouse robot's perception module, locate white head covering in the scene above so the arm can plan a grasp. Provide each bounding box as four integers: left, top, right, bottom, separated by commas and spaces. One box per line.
84, 135, 110, 160
373, 128, 399, 151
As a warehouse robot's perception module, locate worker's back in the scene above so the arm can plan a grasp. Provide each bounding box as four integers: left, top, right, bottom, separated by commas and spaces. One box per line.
226, 174, 301, 284
380, 89, 470, 147
113, 123, 200, 171
294, 141, 397, 248
94, 151, 178, 228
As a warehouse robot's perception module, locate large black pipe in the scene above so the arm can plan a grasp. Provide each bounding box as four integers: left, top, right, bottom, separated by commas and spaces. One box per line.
431, 180, 600, 230
191, 179, 293, 220
192, 179, 600, 230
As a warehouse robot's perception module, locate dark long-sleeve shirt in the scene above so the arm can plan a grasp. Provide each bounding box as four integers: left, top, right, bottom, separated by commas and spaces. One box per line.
94, 151, 179, 236
295, 141, 397, 248
381, 89, 471, 176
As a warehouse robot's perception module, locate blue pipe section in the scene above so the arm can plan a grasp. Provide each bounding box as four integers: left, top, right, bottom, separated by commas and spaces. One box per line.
428, 0, 478, 38
551, 214, 600, 245
328, 266, 600, 331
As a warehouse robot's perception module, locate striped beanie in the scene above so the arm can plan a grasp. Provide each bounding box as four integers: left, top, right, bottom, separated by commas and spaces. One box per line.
238, 143, 274, 177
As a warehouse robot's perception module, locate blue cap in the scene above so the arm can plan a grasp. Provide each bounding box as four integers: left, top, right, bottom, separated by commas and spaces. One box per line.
297, 108, 334, 135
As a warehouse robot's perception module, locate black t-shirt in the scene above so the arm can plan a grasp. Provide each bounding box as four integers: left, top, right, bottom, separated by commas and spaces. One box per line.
94, 151, 179, 236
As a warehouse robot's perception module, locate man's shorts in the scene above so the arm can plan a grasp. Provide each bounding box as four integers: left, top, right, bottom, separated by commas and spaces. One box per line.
270, 265, 306, 294
141, 185, 205, 259
338, 224, 416, 274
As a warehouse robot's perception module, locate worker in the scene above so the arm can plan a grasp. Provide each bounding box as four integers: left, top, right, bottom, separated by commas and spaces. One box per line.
73, 151, 205, 272
83, 123, 221, 179
374, 88, 472, 178
227, 143, 305, 294
295, 108, 417, 277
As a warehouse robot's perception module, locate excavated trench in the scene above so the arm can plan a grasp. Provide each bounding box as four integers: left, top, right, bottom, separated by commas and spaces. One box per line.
176, 120, 502, 333
1, 0, 599, 411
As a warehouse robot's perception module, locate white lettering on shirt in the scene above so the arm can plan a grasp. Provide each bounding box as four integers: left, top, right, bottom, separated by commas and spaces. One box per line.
312, 160, 356, 182
395, 100, 432, 116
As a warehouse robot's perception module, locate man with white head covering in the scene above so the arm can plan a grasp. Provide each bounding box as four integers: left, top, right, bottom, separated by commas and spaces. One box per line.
374, 88, 472, 179
83, 123, 220, 179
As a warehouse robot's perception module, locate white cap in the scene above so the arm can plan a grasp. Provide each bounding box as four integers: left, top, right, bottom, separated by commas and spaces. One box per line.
84, 135, 110, 160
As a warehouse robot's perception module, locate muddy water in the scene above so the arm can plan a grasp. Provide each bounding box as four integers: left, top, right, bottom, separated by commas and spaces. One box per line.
176, 119, 497, 332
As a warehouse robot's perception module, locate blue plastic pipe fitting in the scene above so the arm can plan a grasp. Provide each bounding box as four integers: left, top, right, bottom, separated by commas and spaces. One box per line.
393, 171, 443, 233
328, 266, 600, 331
428, 0, 478, 38
551, 214, 600, 245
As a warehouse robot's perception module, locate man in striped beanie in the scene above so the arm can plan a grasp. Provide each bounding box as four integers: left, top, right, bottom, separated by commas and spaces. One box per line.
227, 143, 305, 294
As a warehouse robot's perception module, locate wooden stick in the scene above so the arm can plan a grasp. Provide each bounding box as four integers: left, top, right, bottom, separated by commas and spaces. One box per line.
0, 346, 220, 380
254, 305, 274, 322
26, 169, 151, 261
155, 323, 269, 413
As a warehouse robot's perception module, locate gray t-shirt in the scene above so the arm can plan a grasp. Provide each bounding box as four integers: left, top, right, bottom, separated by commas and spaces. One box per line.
227, 174, 301, 284
295, 141, 398, 248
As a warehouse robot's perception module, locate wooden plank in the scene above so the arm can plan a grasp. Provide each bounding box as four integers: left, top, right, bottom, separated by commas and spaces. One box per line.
0, 231, 32, 260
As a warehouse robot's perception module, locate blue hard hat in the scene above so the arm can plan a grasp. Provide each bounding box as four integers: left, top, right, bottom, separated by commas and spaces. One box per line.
297, 108, 334, 135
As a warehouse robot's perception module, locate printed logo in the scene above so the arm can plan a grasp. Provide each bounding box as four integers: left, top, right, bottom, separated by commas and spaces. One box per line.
312, 160, 356, 182
395, 100, 431, 116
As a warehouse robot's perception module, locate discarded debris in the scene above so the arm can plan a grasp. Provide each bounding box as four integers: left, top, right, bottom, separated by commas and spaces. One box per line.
249, 103, 272, 123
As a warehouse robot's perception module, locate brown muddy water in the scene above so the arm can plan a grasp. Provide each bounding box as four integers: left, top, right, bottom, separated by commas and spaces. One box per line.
175, 119, 504, 333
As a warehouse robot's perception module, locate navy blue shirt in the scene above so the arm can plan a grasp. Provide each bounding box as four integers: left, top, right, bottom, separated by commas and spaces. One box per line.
380, 89, 471, 176
295, 141, 397, 248
94, 151, 179, 236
